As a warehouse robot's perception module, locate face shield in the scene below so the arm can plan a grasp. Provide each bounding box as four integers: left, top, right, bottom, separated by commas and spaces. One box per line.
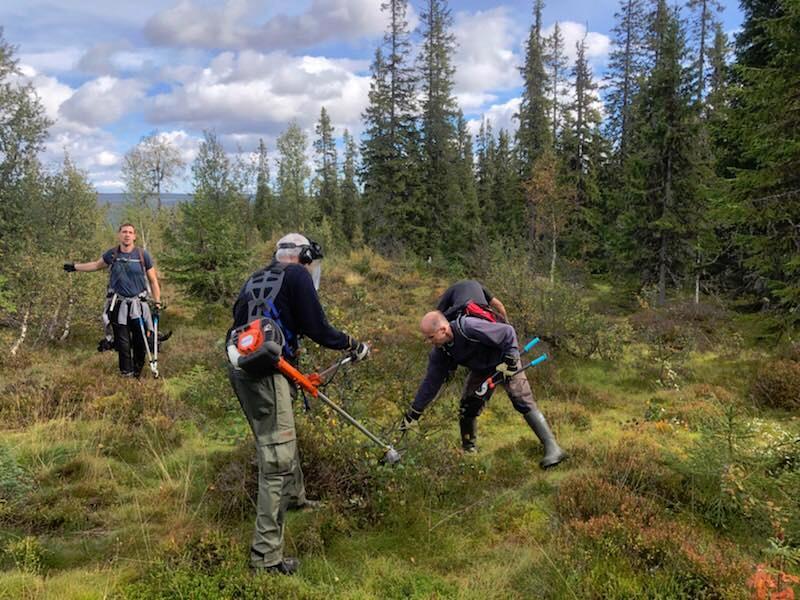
308, 260, 322, 291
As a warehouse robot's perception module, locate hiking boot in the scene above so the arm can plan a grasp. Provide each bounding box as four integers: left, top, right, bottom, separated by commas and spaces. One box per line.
460, 416, 477, 453
260, 557, 300, 575
523, 409, 567, 469
120, 371, 136, 378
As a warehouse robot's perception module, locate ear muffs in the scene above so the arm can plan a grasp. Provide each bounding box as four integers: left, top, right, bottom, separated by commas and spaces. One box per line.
298, 245, 314, 265
277, 239, 323, 265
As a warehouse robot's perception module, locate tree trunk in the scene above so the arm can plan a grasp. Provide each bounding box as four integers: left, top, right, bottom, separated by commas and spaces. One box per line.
60, 292, 74, 341
550, 214, 557, 284
658, 154, 673, 307
10, 306, 30, 356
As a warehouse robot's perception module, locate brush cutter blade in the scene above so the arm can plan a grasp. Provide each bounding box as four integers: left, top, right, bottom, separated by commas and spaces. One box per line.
383, 447, 402, 465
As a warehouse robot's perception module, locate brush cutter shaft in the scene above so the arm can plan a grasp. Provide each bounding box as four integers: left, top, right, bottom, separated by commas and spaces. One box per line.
273, 355, 393, 452
316, 390, 392, 451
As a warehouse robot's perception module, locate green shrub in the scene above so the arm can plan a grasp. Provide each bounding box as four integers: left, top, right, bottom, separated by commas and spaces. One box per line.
751, 359, 800, 410
4, 535, 47, 574
0, 445, 32, 504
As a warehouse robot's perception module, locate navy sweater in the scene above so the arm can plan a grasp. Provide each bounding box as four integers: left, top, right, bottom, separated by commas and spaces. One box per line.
230, 262, 351, 353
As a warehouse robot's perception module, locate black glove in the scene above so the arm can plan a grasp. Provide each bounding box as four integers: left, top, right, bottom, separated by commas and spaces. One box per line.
399, 407, 422, 432
63, 262, 76, 273
348, 338, 370, 362
152, 302, 162, 318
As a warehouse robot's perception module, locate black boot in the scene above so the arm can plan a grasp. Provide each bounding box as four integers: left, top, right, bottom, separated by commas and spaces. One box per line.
460, 416, 477, 453
523, 410, 567, 469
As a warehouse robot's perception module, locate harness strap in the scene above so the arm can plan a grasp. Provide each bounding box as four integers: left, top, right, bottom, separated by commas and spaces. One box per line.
243, 262, 296, 357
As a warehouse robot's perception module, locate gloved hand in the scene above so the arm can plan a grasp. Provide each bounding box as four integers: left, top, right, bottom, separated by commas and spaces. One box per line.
63, 262, 76, 273
399, 407, 422, 432
349, 338, 370, 362
495, 353, 520, 378
153, 302, 162, 318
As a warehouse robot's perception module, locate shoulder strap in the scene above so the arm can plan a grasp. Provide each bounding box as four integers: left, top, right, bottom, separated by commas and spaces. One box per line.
454, 315, 481, 344
138, 247, 152, 296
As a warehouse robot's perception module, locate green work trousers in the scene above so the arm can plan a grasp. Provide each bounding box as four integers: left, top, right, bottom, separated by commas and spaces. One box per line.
228, 367, 307, 567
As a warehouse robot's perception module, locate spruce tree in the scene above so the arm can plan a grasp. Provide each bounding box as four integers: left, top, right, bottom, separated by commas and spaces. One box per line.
313, 107, 341, 233
163, 131, 252, 302
620, 3, 709, 305
276, 121, 311, 230
340, 130, 363, 245
253, 138, 275, 241
686, 0, 723, 100
492, 130, 524, 240
475, 118, 497, 235
417, 0, 463, 259
445, 111, 480, 263
360, 0, 422, 252
728, 0, 800, 311
604, 0, 648, 160
561, 36, 606, 262
516, 0, 551, 177
546, 22, 569, 148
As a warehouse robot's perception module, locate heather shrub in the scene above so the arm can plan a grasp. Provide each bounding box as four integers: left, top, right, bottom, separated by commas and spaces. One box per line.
750, 359, 800, 410
556, 474, 660, 524
596, 436, 682, 502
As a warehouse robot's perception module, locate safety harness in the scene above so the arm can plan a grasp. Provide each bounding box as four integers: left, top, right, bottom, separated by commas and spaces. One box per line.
227, 262, 298, 374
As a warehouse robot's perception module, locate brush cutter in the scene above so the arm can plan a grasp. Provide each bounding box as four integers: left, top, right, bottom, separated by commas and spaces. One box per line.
475, 337, 546, 398
265, 342, 401, 465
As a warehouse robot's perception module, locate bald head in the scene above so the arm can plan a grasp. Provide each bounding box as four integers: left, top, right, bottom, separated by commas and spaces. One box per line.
420, 311, 452, 347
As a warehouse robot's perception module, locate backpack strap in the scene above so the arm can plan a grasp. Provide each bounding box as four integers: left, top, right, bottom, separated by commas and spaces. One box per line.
242, 262, 296, 356
453, 315, 482, 344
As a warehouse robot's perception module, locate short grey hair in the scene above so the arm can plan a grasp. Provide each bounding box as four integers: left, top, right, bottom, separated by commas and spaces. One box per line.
275, 232, 310, 262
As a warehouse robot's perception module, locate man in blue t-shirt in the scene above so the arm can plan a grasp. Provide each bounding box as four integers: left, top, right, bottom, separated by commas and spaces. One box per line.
63, 223, 162, 377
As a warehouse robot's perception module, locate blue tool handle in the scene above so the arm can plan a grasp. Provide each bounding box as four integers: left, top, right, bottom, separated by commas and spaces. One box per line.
522, 337, 540, 353
526, 354, 548, 368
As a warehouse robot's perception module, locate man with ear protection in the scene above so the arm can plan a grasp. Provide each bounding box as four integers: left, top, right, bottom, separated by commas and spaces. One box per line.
227, 232, 369, 575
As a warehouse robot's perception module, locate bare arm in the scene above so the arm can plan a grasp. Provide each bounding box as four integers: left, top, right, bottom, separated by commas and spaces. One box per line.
490, 297, 508, 322
146, 268, 161, 303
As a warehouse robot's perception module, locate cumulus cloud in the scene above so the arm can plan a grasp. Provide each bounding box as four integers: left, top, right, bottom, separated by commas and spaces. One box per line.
145, 0, 385, 51
467, 97, 521, 138
148, 50, 370, 136
542, 21, 611, 68
59, 76, 147, 127
453, 8, 523, 97
19, 48, 83, 73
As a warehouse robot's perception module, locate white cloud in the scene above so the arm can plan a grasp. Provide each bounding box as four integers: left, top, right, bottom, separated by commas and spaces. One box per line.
453, 8, 523, 98
145, 0, 386, 51
467, 97, 521, 139
148, 50, 370, 136
20, 48, 83, 73
59, 76, 147, 127
542, 21, 611, 68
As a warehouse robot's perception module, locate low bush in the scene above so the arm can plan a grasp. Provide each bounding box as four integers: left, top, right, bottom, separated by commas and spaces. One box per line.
596, 436, 682, 503
0, 445, 32, 504
568, 514, 751, 598
3, 535, 48, 575
556, 474, 660, 525
751, 359, 800, 410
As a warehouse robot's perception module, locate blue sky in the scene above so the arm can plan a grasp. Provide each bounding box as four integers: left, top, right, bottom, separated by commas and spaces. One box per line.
1, 0, 744, 193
